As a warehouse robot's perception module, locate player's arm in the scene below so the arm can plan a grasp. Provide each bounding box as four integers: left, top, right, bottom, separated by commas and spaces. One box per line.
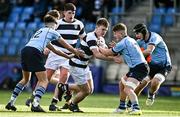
91, 48, 113, 61
92, 47, 123, 63
143, 44, 155, 57
46, 43, 73, 59
99, 47, 115, 56
57, 38, 84, 58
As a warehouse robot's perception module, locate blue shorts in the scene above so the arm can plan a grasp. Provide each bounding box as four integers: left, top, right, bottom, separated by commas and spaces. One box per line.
21, 46, 46, 72
148, 64, 172, 79
126, 63, 149, 81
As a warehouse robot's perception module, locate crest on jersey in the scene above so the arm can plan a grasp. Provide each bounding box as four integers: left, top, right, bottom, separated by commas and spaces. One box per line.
74, 24, 78, 29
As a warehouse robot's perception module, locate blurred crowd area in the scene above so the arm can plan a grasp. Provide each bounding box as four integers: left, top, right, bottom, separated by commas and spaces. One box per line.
0, 0, 123, 23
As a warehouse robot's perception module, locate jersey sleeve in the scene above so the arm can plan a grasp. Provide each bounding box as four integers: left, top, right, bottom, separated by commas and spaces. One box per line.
86, 35, 98, 50
149, 35, 161, 46
112, 41, 124, 54
79, 22, 86, 38
49, 29, 62, 40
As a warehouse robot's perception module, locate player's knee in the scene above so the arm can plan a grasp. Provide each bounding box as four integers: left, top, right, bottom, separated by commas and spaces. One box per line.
143, 76, 151, 83
151, 79, 160, 88
153, 73, 165, 84
20, 78, 29, 85
82, 89, 91, 96
124, 87, 133, 95
89, 87, 94, 94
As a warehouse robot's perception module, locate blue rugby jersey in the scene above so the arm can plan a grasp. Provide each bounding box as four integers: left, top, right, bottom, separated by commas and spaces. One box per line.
137, 32, 171, 67
112, 36, 147, 68
26, 27, 61, 52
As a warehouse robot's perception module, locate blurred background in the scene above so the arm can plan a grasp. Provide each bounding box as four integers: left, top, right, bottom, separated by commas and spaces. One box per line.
0, 0, 180, 97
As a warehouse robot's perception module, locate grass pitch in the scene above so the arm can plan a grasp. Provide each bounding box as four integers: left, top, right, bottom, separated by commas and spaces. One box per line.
0, 90, 180, 117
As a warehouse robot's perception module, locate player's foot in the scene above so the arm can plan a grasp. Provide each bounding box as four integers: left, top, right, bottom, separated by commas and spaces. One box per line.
127, 107, 132, 112
146, 93, 155, 106
146, 97, 155, 106
5, 103, 17, 111
129, 109, 142, 115
68, 103, 83, 113
31, 104, 45, 112
113, 108, 126, 113
61, 103, 69, 109
49, 104, 61, 111
25, 98, 33, 107
127, 101, 132, 112
57, 83, 65, 101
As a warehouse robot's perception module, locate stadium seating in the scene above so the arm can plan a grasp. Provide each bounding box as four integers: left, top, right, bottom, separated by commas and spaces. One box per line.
164, 8, 175, 26
8, 13, 19, 23
85, 22, 96, 32
13, 30, 24, 38
3, 30, 13, 38
5, 22, 16, 30
9, 37, 20, 45
7, 44, 17, 56
105, 63, 120, 81
149, 8, 166, 33
0, 37, 9, 46
23, 7, 34, 15
16, 22, 26, 30
111, 6, 123, 25
0, 22, 5, 30
0, 45, 6, 56
12, 6, 23, 15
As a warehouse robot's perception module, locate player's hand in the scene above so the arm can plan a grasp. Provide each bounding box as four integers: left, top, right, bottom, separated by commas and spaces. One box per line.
43, 48, 50, 55
113, 55, 123, 64
67, 54, 75, 59
140, 47, 151, 63
74, 49, 84, 58
108, 41, 116, 48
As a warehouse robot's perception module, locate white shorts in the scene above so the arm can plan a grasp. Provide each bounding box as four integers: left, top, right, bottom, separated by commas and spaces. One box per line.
45, 51, 70, 70
69, 66, 92, 85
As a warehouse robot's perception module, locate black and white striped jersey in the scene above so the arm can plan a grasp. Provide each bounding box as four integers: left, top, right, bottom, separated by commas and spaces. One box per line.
51, 18, 86, 53
69, 31, 106, 68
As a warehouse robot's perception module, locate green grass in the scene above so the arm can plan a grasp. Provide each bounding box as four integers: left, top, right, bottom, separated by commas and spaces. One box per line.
0, 90, 180, 117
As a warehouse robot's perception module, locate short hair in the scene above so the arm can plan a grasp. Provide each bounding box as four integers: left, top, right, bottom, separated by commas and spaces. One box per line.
96, 18, 109, 28
47, 9, 60, 19
113, 23, 127, 32
43, 14, 57, 24
64, 3, 76, 11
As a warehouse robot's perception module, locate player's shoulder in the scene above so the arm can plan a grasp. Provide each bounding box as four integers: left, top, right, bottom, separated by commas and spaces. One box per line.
150, 32, 162, 40
73, 18, 85, 26
48, 28, 60, 36
86, 31, 96, 39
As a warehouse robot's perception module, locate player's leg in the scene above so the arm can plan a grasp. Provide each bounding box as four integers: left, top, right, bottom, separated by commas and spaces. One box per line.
31, 71, 48, 112
114, 76, 128, 113
123, 77, 142, 115
127, 77, 150, 108
62, 69, 94, 110
49, 67, 69, 111
69, 83, 90, 112
146, 73, 165, 106
6, 70, 31, 111
87, 71, 94, 94
25, 68, 56, 107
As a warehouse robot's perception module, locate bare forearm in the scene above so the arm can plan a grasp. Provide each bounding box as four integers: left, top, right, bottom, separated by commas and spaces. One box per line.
59, 39, 76, 54
143, 49, 151, 56
94, 53, 113, 61
53, 50, 70, 59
